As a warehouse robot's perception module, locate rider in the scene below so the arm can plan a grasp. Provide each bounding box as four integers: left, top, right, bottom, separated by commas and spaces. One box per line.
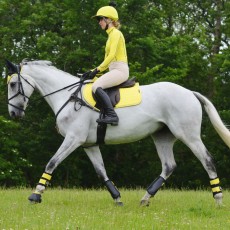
87, 5, 129, 126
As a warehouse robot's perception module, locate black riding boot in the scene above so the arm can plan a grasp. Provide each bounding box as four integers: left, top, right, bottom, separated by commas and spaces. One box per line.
95, 87, 119, 125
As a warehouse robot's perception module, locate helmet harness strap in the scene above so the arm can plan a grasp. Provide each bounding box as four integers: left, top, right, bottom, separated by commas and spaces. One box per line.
103, 17, 113, 30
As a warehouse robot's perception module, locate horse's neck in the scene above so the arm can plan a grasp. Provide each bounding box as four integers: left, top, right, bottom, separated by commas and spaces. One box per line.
27, 66, 79, 114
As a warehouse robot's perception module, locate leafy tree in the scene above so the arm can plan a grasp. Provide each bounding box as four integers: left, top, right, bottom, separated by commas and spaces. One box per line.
0, 0, 229, 188
0, 116, 32, 186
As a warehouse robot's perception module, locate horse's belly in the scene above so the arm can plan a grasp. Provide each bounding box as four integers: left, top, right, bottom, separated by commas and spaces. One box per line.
105, 125, 163, 144
104, 110, 163, 144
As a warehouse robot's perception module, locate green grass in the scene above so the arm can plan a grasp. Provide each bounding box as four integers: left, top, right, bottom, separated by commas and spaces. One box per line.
0, 188, 229, 230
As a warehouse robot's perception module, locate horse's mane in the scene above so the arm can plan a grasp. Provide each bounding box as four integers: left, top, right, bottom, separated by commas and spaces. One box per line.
21, 59, 75, 77
21, 59, 53, 67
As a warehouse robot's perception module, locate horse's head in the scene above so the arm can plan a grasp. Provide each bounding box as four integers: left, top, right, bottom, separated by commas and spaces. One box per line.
6, 60, 35, 118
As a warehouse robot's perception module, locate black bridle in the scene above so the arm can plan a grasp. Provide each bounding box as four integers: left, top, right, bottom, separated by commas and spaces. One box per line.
8, 65, 35, 112
8, 66, 96, 119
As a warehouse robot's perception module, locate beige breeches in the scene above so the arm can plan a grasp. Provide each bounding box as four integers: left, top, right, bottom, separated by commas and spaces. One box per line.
92, 62, 129, 93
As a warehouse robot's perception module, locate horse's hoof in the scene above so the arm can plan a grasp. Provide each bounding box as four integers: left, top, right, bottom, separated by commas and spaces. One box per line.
215, 199, 223, 207
214, 193, 223, 207
28, 193, 42, 204
115, 201, 124, 206
140, 199, 150, 207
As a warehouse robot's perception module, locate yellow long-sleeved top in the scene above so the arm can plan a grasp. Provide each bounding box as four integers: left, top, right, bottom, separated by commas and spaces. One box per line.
97, 27, 128, 73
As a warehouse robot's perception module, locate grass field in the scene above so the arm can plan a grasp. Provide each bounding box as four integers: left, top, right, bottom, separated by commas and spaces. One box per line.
0, 188, 229, 230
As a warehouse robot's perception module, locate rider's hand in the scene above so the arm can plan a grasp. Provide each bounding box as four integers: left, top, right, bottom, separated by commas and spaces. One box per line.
88, 68, 99, 79
82, 69, 99, 80
82, 71, 92, 80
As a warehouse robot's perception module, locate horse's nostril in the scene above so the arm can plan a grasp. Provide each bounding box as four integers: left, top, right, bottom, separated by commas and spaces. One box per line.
10, 111, 16, 118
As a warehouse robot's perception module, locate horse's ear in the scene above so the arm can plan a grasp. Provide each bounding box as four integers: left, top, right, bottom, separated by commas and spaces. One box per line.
5, 59, 18, 74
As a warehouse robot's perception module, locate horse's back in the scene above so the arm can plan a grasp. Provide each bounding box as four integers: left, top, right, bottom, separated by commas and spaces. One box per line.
141, 82, 194, 99
140, 82, 201, 112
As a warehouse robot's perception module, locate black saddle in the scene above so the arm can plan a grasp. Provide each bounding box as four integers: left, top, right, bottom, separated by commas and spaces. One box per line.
94, 77, 136, 108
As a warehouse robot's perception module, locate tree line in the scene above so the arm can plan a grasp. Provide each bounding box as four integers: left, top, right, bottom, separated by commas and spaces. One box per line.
0, 0, 229, 189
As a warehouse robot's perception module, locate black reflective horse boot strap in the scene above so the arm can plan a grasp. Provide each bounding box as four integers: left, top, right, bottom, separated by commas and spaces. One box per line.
147, 176, 165, 196
210, 177, 222, 197
105, 180, 120, 199
38, 172, 52, 187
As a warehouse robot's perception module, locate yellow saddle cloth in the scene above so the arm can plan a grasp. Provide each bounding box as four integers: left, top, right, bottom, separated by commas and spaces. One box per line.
83, 82, 142, 110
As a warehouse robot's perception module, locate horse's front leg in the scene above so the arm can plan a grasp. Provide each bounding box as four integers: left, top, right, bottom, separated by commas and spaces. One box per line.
28, 134, 83, 203
84, 146, 123, 206
141, 131, 177, 206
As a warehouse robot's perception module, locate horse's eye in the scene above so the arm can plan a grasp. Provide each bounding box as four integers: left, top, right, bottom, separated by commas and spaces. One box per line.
10, 82, 16, 88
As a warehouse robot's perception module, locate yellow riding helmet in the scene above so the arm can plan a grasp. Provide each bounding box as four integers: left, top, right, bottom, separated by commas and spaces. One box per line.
93, 6, 119, 21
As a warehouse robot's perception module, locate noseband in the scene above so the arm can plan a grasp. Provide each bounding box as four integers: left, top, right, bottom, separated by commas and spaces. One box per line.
8, 65, 35, 112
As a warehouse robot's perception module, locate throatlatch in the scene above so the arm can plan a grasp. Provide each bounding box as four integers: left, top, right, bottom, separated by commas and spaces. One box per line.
210, 177, 222, 197
147, 176, 165, 196
105, 180, 120, 199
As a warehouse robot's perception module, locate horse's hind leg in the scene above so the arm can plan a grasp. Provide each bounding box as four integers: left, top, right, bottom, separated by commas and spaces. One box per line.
166, 100, 223, 206
168, 115, 222, 205
141, 128, 177, 206
182, 137, 222, 205
84, 146, 123, 206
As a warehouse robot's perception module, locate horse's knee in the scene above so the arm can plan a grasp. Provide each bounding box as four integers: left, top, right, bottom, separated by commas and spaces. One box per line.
163, 163, 177, 178
95, 168, 108, 181
205, 154, 217, 174
45, 159, 56, 173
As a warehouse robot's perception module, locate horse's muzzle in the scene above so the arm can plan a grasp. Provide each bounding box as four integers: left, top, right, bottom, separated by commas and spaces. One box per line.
8, 102, 25, 118
10, 110, 25, 119
9, 106, 25, 119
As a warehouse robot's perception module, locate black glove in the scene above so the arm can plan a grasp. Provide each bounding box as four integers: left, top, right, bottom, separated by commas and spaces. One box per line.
82, 69, 99, 80
88, 68, 99, 79
82, 71, 91, 80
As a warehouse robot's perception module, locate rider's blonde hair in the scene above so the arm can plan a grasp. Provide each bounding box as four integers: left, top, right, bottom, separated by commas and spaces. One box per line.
112, 20, 121, 29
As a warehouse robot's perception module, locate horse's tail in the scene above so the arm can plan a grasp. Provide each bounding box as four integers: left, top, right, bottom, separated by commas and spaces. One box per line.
193, 91, 230, 148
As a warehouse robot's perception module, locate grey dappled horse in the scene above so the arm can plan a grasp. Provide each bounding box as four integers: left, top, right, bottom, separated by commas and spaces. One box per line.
6, 60, 230, 206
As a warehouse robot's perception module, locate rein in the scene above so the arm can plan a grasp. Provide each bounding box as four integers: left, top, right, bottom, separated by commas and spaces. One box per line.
8, 68, 96, 119
54, 79, 96, 120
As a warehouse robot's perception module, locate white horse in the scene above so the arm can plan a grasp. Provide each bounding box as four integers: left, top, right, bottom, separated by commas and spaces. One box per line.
6, 60, 230, 206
